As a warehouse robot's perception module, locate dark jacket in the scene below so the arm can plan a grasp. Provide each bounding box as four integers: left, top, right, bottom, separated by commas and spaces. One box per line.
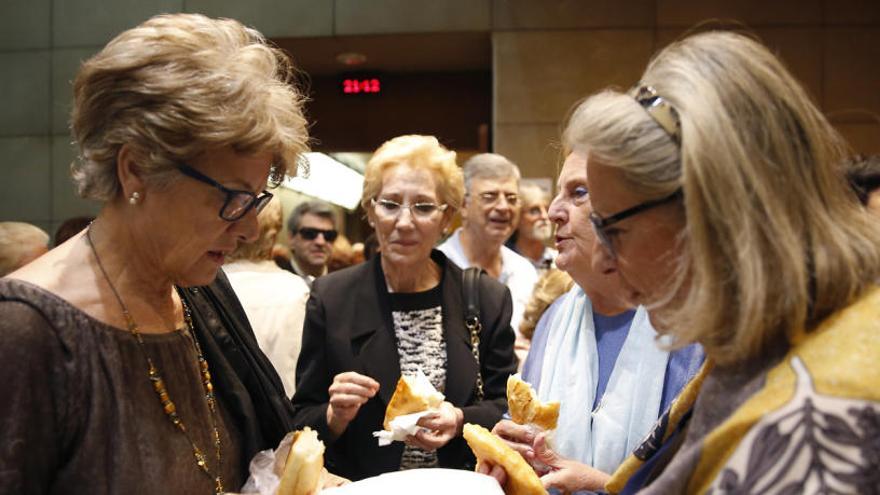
182, 271, 297, 467
291, 250, 518, 481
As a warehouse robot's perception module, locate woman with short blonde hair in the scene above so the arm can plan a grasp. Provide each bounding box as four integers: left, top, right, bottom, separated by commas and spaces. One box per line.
360, 134, 465, 213
294, 135, 517, 480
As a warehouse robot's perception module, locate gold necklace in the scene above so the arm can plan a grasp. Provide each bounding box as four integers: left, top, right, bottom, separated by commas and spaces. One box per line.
86, 227, 224, 493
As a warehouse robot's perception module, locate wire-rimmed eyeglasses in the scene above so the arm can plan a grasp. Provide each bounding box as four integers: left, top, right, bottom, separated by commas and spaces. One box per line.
371, 198, 448, 220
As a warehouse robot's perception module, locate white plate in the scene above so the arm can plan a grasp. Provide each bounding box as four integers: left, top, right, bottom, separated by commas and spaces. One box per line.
322, 468, 504, 495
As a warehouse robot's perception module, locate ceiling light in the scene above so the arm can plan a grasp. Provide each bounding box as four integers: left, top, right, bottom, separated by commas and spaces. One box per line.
335, 52, 367, 66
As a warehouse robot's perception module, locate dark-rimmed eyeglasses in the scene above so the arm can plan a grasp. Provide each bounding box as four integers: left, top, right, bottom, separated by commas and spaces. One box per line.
177, 163, 273, 222
590, 189, 683, 259
296, 227, 338, 242
371, 198, 448, 220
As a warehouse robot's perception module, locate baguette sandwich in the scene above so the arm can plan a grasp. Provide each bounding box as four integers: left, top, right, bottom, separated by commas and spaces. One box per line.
383, 371, 445, 430
506, 374, 559, 430
462, 423, 545, 495
275, 427, 325, 495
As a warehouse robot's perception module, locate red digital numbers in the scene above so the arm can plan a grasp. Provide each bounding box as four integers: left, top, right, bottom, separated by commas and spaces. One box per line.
342, 78, 381, 94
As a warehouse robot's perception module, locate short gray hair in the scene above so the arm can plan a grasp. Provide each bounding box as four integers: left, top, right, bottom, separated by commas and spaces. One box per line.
287, 200, 336, 234
462, 153, 521, 193
519, 182, 550, 206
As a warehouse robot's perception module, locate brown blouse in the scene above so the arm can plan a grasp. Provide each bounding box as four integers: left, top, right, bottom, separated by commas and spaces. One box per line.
0, 279, 245, 494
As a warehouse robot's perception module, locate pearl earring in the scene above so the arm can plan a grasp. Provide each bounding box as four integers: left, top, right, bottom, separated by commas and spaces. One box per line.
129, 191, 141, 205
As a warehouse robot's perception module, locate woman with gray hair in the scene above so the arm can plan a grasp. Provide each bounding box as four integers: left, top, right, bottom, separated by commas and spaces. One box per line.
0, 13, 312, 494
482, 30, 880, 494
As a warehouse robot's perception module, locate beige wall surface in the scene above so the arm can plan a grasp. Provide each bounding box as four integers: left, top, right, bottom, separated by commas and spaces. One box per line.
1, 0, 878, 230
492, 0, 880, 178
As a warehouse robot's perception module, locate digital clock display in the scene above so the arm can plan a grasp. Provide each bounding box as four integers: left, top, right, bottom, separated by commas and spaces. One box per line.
342, 78, 381, 94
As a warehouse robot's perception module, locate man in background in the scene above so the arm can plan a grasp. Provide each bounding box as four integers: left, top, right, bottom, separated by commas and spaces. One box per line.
506, 182, 556, 271
438, 153, 538, 360
280, 200, 337, 287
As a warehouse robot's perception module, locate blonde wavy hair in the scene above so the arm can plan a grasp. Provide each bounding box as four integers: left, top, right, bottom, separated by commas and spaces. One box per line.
568, 31, 880, 366
71, 13, 309, 201
519, 269, 574, 340
227, 197, 282, 262
361, 135, 464, 212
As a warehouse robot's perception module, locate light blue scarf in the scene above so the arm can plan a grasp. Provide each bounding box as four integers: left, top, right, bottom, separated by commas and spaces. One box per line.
537, 286, 668, 474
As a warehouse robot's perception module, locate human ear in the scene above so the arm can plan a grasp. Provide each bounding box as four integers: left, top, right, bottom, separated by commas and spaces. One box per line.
366, 208, 377, 229
116, 144, 147, 204
459, 195, 471, 222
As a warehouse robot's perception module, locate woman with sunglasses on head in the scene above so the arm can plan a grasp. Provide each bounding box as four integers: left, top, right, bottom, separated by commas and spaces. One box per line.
0, 14, 316, 494
292, 135, 518, 481
482, 31, 880, 494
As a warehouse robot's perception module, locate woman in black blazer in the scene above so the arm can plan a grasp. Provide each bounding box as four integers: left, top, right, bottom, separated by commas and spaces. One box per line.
291, 135, 518, 481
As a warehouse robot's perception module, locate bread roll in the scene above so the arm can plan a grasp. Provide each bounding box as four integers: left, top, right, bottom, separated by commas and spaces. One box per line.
462, 423, 545, 495
276, 427, 324, 495
383, 373, 444, 430
507, 374, 559, 430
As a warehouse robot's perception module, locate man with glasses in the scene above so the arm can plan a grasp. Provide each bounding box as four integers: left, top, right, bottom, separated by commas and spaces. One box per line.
438, 153, 539, 362
282, 200, 337, 287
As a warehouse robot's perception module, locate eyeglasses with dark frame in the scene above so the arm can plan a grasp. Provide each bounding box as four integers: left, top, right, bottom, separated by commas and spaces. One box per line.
589, 189, 683, 259
296, 227, 338, 242
177, 163, 273, 222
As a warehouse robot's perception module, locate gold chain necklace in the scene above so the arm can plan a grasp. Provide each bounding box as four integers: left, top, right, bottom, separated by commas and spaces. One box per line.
86, 227, 224, 493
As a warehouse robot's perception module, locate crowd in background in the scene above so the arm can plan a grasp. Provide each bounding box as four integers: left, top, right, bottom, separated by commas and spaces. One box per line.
1, 12, 880, 495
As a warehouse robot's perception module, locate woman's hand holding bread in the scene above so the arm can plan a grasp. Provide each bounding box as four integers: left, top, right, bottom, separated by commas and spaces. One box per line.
409, 401, 464, 451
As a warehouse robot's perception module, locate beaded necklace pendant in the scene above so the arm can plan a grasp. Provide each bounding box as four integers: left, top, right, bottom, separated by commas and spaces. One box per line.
87, 228, 224, 494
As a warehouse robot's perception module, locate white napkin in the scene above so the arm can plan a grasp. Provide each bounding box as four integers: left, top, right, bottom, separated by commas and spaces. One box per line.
238, 430, 297, 494
372, 411, 433, 446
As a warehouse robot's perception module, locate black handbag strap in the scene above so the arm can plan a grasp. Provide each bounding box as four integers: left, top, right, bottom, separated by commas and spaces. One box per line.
462, 267, 485, 401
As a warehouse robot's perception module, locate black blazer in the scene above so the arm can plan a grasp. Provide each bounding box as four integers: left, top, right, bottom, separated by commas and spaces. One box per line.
291, 250, 518, 481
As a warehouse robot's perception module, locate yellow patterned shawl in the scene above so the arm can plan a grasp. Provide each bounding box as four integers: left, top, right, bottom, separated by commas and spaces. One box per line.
607, 285, 880, 494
